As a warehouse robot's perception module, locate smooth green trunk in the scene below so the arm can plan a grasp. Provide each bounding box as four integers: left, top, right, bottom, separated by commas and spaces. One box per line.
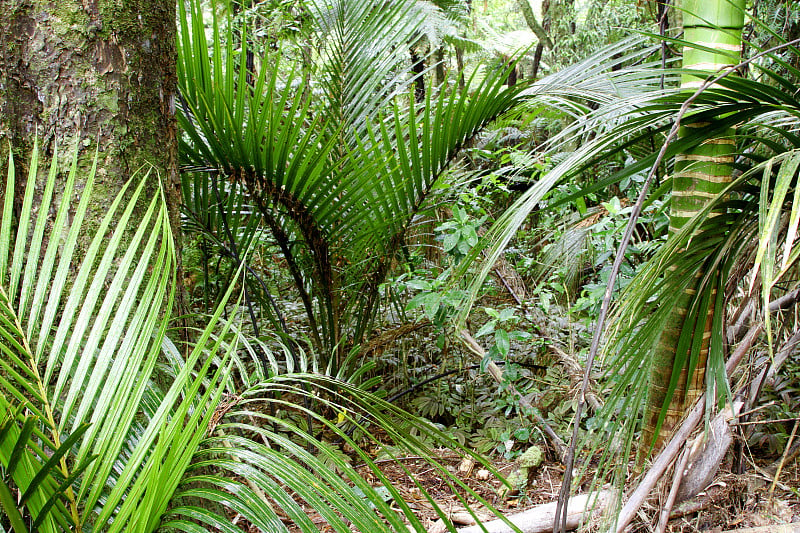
643, 0, 744, 449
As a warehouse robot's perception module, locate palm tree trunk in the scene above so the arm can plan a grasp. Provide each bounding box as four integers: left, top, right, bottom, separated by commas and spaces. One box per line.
643, 0, 745, 450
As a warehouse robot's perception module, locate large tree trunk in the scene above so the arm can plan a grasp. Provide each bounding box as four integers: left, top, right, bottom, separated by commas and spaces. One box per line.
0, 0, 180, 252
643, 0, 745, 450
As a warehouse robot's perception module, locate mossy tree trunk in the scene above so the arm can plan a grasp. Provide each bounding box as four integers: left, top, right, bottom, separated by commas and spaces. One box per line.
643, 0, 744, 450
0, 0, 180, 259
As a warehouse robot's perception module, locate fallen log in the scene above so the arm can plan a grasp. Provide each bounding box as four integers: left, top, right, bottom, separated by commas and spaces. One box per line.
455, 491, 611, 533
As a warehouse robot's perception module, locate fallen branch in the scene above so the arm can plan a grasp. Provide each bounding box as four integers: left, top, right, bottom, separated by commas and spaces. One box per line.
428, 509, 495, 533
765, 327, 800, 386
727, 287, 800, 343
456, 491, 611, 533
655, 444, 691, 533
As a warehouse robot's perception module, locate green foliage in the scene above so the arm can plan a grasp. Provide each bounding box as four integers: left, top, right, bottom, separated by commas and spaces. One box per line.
0, 142, 197, 532
177, 0, 529, 369
568, 195, 668, 315
405, 272, 467, 328
437, 206, 487, 260
435, 7, 800, 520
0, 144, 522, 532
474, 306, 532, 370
0, 405, 92, 533
749, 354, 800, 454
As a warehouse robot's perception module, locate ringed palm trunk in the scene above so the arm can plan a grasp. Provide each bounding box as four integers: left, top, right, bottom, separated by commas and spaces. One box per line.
643, 0, 744, 449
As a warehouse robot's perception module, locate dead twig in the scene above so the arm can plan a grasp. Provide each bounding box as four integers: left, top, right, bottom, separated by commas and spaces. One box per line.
720, 526, 800, 533
769, 418, 799, 498
668, 482, 730, 519
655, 444, 691, 533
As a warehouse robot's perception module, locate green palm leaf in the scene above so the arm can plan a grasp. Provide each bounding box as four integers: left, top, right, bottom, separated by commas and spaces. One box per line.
0, 143, 238, 531
162, 370, 517, 533
0, 406, 74, 532
177, 0, 530, 356
2, 134, 528, 533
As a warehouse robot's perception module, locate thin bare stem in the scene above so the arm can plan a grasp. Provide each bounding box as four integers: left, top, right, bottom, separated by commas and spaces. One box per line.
769, 418, 799, 497
655, 444, 690, 533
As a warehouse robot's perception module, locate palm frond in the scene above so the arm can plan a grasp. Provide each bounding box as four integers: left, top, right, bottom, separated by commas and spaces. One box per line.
0, 143, 242, 531
307, 0, 429, 135
178, 0, 530, 356
0, 403, 92, 532
2, 138, 532, 533
164, 371, 517, 533
452, 36, 681, 325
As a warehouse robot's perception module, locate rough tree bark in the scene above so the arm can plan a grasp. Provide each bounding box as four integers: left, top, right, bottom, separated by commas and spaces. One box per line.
0, 0, 180, 254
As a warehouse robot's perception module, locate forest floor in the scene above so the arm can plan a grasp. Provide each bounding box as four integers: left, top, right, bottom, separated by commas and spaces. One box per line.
288, 442, 800, 532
